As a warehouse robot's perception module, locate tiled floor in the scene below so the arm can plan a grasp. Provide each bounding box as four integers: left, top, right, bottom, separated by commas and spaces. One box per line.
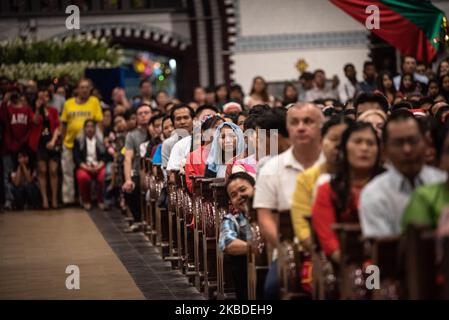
0, 207, 203, 300
88, 208, 204, 300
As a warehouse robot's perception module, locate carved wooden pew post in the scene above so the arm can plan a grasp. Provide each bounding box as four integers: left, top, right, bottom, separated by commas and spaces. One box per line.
333, 223, 367, 300
181, 174, 196, 278
246, 198, 268, 300
191, 176, 205, 292
404, 225, 438, 299
212, 181, 236, 300
277, 210, 306, 300
200, 178, 224, 299
366, 236, 402, 300
154, 165, 169, 258
166, 170, 182, 267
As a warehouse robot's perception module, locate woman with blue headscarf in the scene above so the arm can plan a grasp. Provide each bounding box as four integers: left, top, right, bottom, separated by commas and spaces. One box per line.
205, 122, 245, 178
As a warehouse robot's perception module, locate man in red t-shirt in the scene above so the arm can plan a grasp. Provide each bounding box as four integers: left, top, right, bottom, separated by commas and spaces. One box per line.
0, 91, 34, 209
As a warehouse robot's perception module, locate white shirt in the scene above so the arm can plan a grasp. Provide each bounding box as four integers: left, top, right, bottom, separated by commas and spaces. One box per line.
360, 165, 446, 237
253, 147, 324, 212
166, 136, 192, 171
86, 137, 97, 165
338, 79, 359, 104
161, 133, 179, 169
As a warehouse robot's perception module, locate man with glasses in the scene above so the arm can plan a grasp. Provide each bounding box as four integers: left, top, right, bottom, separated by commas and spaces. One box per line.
122, 103, 152, 232
360, 110, 446, 237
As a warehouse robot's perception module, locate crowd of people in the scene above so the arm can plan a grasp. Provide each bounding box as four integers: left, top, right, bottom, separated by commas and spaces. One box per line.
1, 54, 449, 299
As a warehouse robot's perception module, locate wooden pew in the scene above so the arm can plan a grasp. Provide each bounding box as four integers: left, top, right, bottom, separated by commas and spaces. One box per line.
403, 225, 439, 299
277, 210, 309, 300
245, 197, 268, 300
181, 173, 196, 278
333, 223, 367, 300
154, 165, 170, 258
212, 181, 236, 300
146, 159, 160, 245
366, 236, 402, 300
166, 170, 182, 267
200, 177, 224, 299
140, 157, 149, 235
173, 171, 185, 269
191, 176, 206, 291
305, 216, 338, 300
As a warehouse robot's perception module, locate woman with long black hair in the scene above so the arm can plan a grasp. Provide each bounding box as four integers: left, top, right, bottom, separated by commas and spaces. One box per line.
312, 122, 384, 263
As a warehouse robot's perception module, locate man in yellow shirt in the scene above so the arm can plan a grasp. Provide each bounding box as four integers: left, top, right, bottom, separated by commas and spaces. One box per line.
60, 79, 103, 205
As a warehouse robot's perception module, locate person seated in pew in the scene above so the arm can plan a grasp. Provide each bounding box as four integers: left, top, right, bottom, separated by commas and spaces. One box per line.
291, 115, 353, 250
161, 104, 195, 171
312, 122, 384, 264
151, 115, 174, 165
360, 110, 446, 238
184, 115, 224, 193
204, 122, 245, 178
254, 102, 324, 299
402, 121, 449, 229
219, 172, 256, 300
165, 105, 217, 173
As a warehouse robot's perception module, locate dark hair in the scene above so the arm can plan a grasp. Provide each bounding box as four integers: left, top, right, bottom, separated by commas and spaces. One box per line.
363, 61, 375, 71
201, 115, 224, 132
124, 108, 136, 120
344, 109, 357, 117
282, 82, 298, 105
170, 104, 195, 124
162, 115, 172, 126
391, 101, 413, 112
432, 121, 449, 161
377, 71, 396, 95
135, 103, 152, 112
382, 109, 424, 144
226, 172, 256, 191
196, 104, 219, 117
437, 58, 449, 78
248, 104, 271, 117
83, 119, 96, 129
321, 115, 354, 137
401, 55, 416, 67
113, 113, 125, 123
223, 112, 238, 124
330, 122, 383, 219
139, 79, 151, 87
427, 79, 440, 96
399, 72, 416, 93
230, 83, 244, 95
243, 115, 257, 131
255, 107, 288, 138
299, 72, 314, 81
343, 63, 355, 72
250, 76, 269, 102
435, 106, 449, 124
149, 113, 165, 126
354, 92, 389, 114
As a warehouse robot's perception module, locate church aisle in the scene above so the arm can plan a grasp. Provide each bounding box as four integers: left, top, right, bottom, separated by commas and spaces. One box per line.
0, 208, 145, 299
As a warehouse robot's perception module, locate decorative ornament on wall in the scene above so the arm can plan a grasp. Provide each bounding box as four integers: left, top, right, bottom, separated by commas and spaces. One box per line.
133, 52, 153, 76
295, 58, 309, 74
